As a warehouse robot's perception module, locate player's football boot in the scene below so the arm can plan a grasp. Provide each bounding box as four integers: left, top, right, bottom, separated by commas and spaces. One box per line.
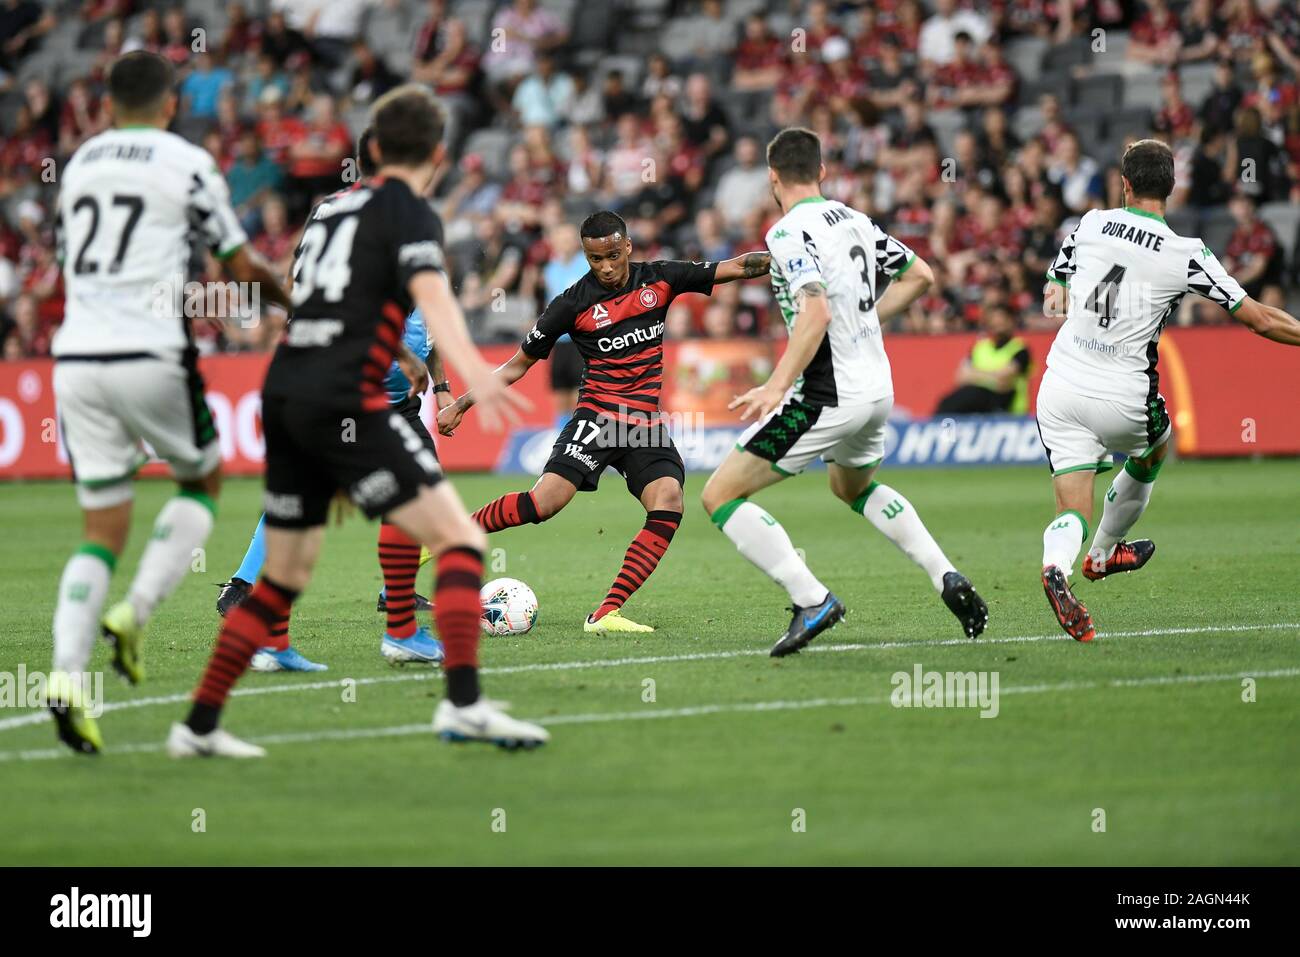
46, 670, 103, 756
100, 600, 145, 685
376, 589, 433, 612
941, 571, 989, 639
380, 626, 445, 665
215, 577, 251, 617
432, 697, 549, 750
1082, 540, 1156, 581
770, 592, 846, 657
166, 722, 266, 759
584, 609, 654, 633
1041, 565, 1096, 642
250, 645, 329, 672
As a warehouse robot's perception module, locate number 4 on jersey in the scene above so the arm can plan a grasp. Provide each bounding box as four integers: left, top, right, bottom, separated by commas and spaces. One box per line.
1086, 263, 1127, 329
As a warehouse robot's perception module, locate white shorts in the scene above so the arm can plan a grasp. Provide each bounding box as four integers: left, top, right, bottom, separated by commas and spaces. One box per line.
1035, 372, 1171, 477
738, 391, 892, 475
54, 354, 221, 507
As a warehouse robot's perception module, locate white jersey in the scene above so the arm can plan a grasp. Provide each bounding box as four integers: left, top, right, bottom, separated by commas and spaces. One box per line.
52, 127, 247, 358
765, 197, 915, 406
1044, 206, 1246, 402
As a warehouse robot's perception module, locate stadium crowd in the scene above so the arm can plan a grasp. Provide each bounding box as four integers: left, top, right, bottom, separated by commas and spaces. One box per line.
1, 0, 1299, 360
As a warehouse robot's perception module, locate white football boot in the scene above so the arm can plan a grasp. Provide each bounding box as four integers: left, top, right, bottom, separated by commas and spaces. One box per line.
166, 721, 266, 759
432, 698, 549, 750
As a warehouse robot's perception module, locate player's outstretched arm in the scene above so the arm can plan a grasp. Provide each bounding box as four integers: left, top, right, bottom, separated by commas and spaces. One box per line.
409, 271, 531, 432
437, 349, 539, 435
875, 255, 934, 322
730, 282, 832, 421
224, 245, 292, 311
712, 251, 772, 284
1230, 297, 1300, 347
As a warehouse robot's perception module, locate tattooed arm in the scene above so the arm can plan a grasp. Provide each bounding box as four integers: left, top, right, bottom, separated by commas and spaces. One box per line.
712, 250, 773, 283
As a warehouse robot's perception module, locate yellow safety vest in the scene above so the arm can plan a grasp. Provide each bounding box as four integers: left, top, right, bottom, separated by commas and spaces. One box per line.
970, 336, 1030, 414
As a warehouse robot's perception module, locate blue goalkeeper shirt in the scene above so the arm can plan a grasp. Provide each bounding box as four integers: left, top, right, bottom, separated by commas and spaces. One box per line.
384, 309, 430, 404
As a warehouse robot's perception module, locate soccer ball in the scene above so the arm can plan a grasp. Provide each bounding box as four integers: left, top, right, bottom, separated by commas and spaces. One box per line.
479, 578, 539, 636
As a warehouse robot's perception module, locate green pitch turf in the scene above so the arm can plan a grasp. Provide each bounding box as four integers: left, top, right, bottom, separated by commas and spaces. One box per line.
0, 461, 1296, 865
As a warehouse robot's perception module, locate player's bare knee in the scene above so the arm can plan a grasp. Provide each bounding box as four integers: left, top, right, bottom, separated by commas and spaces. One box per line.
181, 466, 222, 500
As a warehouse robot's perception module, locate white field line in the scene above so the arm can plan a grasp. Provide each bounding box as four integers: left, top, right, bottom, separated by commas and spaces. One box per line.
0, 620, 1296, 735
1, 666, 1297, 763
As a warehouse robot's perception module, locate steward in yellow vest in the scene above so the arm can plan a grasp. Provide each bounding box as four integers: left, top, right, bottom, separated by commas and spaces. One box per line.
935, 305, 1032, 414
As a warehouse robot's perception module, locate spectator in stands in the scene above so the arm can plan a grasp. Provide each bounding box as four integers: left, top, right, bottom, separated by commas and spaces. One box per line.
935, 304, 1032, 415
868, 36, 921, 112
23, 76, 56, 144
441, 153, 501, 244
258, 9, 311, 70
680, 73, 730, 174
481, 0, 568, 102
512, 53, 574, 130
252, 195, 296, 278
1185, 125, 1231, 208
732, 14, 783, 93
2, 292, 46, 357
160, 5, 193, 66
713, 136, 769, 232
57, 77, 105, 157
600, 69, 637, 120
1129, 0, 1182, 68
677, 0, 735, 66
1225, 105, 1291, 201
1223, 191, 1286, 302
1048, 131, 1103, 213
642, 53, 682, 101
227, 131, 284, 236
181, 52, 234, 121
0, 0, 53, 73
349, 39, 401, 103
284, 94, 351, 218
1178, 0, 1223, 64
1261, 0, 1300, 76
918, 0, 991, 73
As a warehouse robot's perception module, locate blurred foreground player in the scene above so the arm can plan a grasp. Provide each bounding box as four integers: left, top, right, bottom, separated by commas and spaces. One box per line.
169, 86, 545, 757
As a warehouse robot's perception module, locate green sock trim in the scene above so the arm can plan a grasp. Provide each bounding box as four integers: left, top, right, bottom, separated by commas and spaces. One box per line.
76, 542, 117, 572
178, 489, 218, 517
1123, 457, 1161, 483
710, 497, 747, 530
851, 481, 881, 515
1054, 509, 1090, 541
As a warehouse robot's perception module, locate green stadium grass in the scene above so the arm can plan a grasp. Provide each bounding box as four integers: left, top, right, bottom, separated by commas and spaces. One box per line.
0, 461, 1296, 864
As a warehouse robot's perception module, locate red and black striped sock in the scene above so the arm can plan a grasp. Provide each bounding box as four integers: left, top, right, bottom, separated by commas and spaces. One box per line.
187, 578, 298, 733
472, 491, 541, 533
267, 613, 290, 651
435, 546, 483, 706
378, 522, 421, 639
592, 510, 680, 621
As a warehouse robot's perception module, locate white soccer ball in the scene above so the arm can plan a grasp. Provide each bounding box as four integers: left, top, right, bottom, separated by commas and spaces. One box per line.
479, 578, 539, 636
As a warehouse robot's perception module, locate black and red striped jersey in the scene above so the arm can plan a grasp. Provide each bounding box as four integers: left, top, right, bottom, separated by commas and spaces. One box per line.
520, 259, 717, 419
264, 176, 445, 411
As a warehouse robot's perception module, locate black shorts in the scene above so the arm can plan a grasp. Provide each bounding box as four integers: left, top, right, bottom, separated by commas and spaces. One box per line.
549, 338, 585, 391
543, 408, 685, 498
262, 393, 443, 528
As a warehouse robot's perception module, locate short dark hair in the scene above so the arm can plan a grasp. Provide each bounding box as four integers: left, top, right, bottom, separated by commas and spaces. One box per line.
356, 127, 377, 177
369, 85, 444, 167
766, 127, 822, 184
580, 210, 627, 240
1121, 138, 1175, 201
108, 51, 174, 116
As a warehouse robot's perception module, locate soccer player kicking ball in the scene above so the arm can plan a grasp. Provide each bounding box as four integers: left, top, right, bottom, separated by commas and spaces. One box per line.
1036, 139, 1300, 641
44, 52, 293, 754
213, 130, 453, 672
437, 210, 772, 634
700, 128, 988, 657
169, 86, 545, 758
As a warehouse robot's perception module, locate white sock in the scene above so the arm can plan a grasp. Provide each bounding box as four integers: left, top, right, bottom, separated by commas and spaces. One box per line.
854, 483, 956, 591
1042, 510, 1087, 577
1090, 464, 1155, 560
716, 501, 828, 607
126, 494, 216, 625
53, 546, 114, 674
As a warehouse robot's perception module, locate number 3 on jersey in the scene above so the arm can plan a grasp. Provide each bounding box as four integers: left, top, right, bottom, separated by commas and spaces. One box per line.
292, 216, 360, 306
